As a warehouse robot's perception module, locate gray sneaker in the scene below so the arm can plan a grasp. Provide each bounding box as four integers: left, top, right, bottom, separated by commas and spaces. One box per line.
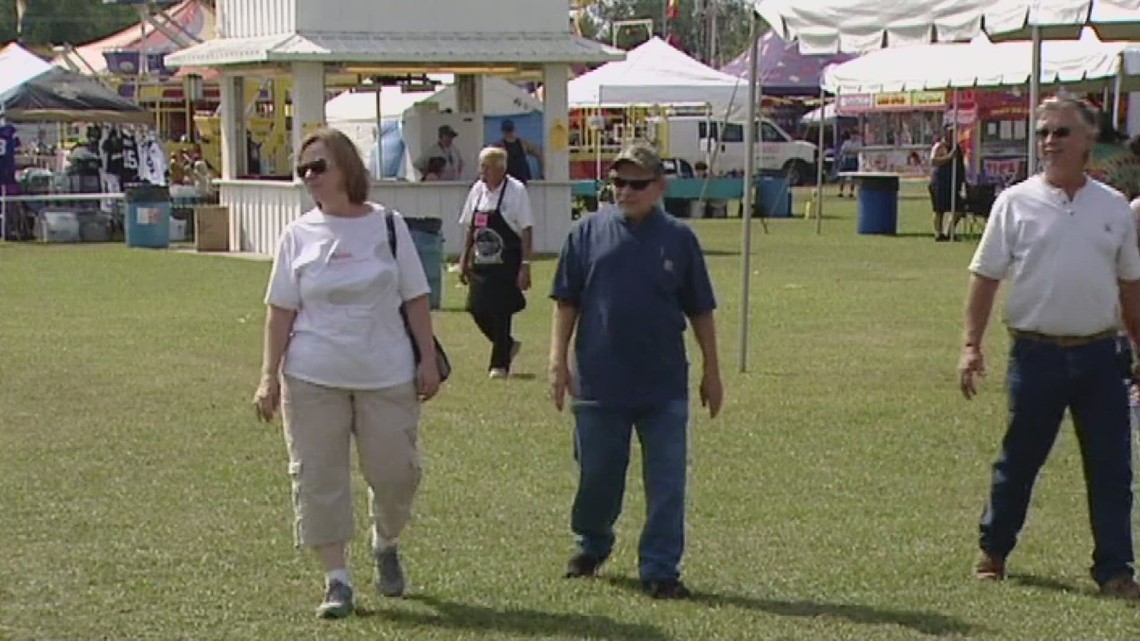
374, 545, 406, 597
315, 580, 354, 619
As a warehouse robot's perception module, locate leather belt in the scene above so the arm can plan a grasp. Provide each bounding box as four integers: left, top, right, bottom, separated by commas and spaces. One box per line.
1009, 328, 1118, 348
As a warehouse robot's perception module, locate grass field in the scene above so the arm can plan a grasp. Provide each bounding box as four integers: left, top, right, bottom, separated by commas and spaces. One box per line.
2, 185, 1138, 640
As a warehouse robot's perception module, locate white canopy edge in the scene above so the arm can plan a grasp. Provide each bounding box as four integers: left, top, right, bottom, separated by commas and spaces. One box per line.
821, 35, 1137, 94
752, 0, 1140, 54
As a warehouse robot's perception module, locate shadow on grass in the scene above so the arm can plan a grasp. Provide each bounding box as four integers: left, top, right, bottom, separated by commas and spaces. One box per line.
358, 594, 668, 641
605, 577, 979, 637
1008, 573, 1087, 595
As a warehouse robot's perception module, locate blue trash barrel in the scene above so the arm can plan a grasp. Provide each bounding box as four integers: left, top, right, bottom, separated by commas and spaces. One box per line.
124, 184, 171, 248
856, 175, 900, 235
755, 172, 792, 218
405, 217, 444, 310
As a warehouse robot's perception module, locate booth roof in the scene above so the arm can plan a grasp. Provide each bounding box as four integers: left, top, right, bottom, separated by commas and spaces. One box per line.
165, 32, 623, 68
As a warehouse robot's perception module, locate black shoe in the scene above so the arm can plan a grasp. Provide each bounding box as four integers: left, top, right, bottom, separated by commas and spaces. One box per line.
564, 552, 607, 578
642, 579, 691, 599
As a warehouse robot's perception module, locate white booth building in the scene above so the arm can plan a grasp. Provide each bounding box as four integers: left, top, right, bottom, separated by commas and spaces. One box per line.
165, 0, 621, 256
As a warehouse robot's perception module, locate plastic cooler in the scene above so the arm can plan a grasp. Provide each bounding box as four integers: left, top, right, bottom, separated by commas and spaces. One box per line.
856, 175, 900, 235
124, 185, 172, 248
405, 217, 444, 310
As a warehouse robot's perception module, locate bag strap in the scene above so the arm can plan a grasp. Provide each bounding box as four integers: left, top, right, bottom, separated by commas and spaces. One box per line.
385, 211, 398, 257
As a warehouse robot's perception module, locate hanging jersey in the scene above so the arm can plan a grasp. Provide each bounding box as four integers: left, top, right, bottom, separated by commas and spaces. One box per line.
0, 125, 21, 186
140, 139, 168, 185
102, 134, 124, 178
120, 132, 140, 183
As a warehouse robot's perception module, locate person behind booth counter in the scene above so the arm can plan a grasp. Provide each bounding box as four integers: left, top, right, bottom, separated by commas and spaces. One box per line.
414, 125, 463, 181
495, 119, 543, 183
253, 127, 441, 619
421, 156, 446, 181
960, 96, 1140, 600
548, 142, 723, 600
457, 146, 534, 378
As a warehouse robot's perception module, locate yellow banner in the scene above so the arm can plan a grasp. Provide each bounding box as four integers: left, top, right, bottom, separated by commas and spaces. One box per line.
874, 92, 911, 108
910, 91, 947, 107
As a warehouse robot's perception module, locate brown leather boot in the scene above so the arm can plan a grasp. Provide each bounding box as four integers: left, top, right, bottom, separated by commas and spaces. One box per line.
974, 553, 1006, 580
1099, 575, 1140, 600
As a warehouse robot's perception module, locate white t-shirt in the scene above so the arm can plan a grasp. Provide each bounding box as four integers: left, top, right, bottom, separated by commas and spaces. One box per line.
970, 175, 1140, 336
265, 205, 431, 390
458, 176, 535, 235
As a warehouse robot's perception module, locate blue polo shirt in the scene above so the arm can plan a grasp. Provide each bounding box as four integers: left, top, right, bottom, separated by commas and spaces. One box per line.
550, 207, 717, 408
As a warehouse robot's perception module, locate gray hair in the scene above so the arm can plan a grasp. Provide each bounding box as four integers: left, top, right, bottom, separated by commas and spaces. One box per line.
1035, 96, 1099, 137
478, 146, 508, 169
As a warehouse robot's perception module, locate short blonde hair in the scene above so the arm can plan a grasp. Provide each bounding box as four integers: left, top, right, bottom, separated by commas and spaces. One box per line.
300, 127, 370, 204
478, 146, 508, 169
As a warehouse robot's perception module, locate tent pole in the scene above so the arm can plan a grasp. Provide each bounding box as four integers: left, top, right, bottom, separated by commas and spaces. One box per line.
815, 84, 825, 234
1113, 71, 1123, 132
375, 82, 383, 179
949, 88, 959, 240
1028, 25, 1041, 176
738, 14, 759, 373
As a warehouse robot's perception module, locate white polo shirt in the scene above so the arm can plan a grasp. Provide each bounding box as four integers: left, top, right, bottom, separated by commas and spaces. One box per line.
970, 175, 1140, 336
265, 205, 431, 390
458, 176, 535, 234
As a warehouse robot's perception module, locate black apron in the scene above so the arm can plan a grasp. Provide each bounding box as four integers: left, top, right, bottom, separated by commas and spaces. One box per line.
466, 181, 526, 315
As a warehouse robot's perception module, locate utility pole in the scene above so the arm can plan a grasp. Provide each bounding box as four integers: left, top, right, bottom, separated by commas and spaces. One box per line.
708, 0, 719, 67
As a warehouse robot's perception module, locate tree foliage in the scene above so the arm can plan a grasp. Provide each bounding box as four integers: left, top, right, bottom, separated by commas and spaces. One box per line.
587, 0, 757, 67
0, 0, 143, 47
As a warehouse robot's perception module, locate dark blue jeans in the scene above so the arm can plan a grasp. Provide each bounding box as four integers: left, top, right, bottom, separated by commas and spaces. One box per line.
979, 337, 1135, 585
570, 398, 688, 582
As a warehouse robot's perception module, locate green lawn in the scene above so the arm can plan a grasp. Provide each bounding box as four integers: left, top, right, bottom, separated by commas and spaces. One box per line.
2, 185, 1138, 640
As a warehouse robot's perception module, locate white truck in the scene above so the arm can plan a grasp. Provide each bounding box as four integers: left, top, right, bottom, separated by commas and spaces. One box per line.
649, 115, 819, 185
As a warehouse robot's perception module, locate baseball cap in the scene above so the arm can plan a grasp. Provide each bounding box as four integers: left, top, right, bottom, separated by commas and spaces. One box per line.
611, 142, 663, 175
438, 125, 458, 137
501, 119, 515, 132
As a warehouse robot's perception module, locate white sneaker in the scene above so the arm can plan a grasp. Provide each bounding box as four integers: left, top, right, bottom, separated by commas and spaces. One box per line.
489, 368, 508, 379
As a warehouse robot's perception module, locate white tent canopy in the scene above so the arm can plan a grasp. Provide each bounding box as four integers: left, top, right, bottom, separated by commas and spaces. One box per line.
754, 0, 1140, 54
0, 43, 53, 98
567, 36, 746, 116
822, 30, 1135, 94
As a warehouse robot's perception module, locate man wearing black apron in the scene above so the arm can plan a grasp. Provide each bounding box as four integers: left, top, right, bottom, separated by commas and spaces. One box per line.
459, 146, 535, 378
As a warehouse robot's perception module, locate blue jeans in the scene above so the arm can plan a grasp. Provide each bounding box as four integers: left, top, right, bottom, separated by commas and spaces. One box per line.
980, 337, 1135, 585
570, 398, 688, 582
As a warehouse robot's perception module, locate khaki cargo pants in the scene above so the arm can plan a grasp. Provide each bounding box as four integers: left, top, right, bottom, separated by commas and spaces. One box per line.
281, 375, 422, 550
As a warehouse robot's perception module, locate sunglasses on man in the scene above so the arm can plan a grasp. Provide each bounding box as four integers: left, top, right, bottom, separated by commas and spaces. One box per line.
1035, 127, 1072, 139
296, 158, 328, 178
610, 176, 655, 191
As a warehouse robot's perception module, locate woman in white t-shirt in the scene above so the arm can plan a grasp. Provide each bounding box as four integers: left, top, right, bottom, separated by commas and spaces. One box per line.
253, 128, 441, 619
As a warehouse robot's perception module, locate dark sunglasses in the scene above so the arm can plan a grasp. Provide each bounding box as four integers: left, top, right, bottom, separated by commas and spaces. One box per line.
611, 176, 654, 191
1035, 127, 1072, 139
296, 158, 328, 178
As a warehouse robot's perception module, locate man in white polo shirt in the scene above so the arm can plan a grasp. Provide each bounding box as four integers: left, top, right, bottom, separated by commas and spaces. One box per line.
960, 96, 1140, 600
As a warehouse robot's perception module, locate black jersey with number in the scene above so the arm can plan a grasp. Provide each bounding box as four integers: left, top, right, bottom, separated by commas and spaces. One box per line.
102, 133, 124, 177
120, 132, 140, 183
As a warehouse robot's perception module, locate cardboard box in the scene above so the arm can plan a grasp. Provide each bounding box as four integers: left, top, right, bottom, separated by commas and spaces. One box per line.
194, 205, 229, 252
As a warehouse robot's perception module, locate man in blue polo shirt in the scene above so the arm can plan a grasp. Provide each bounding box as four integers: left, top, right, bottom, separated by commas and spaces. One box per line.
548, 142, 723, 599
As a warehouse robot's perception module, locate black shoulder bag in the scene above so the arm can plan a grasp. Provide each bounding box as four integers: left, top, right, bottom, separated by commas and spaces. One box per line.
386, 213, 452, 382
